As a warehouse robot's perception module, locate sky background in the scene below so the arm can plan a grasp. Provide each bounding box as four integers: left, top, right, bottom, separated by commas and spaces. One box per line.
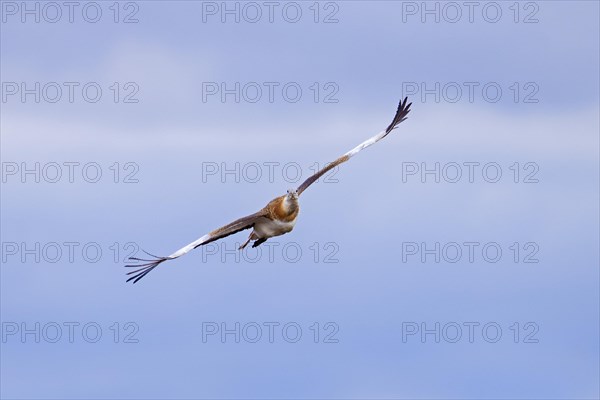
1, 1, 599, 399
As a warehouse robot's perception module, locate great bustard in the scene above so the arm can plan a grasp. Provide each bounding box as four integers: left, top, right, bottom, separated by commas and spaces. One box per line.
126, 98, 412, 283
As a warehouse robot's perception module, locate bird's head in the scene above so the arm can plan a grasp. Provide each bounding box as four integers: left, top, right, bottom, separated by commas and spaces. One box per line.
286, 188, 299, 201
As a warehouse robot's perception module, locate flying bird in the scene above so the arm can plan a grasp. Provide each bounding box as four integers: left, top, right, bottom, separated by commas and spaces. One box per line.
126, 97, 412, 283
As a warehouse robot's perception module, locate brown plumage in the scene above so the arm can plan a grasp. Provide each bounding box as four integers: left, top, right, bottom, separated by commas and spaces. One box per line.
268, 195, 300, 222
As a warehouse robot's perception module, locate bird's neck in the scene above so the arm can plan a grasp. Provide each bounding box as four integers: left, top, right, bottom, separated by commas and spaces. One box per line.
275, 196, 299, 222
270, 195, 300, 222
283, 196, 299, 214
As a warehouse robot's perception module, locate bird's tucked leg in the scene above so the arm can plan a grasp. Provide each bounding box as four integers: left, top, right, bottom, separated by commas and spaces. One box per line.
239, 231, 258, 250
252, 238, 267, 248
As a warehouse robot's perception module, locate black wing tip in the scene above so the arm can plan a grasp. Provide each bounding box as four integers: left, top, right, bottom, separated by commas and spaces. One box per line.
385, 97, 412, 134
125, 254, 168, 284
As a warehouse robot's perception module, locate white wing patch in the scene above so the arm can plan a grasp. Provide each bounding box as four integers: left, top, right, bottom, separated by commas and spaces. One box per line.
343, 130, 387, 159
168, 234, 212, 258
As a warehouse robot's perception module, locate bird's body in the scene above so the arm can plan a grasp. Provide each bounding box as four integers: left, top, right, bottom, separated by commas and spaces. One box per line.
126, 98, 411, 283
239, 193, 299, 249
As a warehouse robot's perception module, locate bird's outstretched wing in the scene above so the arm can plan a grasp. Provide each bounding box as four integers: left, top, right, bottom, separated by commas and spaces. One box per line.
296, 97, 412, 196
125, 211, 267, 283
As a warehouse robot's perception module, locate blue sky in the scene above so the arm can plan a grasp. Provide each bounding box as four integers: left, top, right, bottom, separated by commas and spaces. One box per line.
1, 1, 599, 399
